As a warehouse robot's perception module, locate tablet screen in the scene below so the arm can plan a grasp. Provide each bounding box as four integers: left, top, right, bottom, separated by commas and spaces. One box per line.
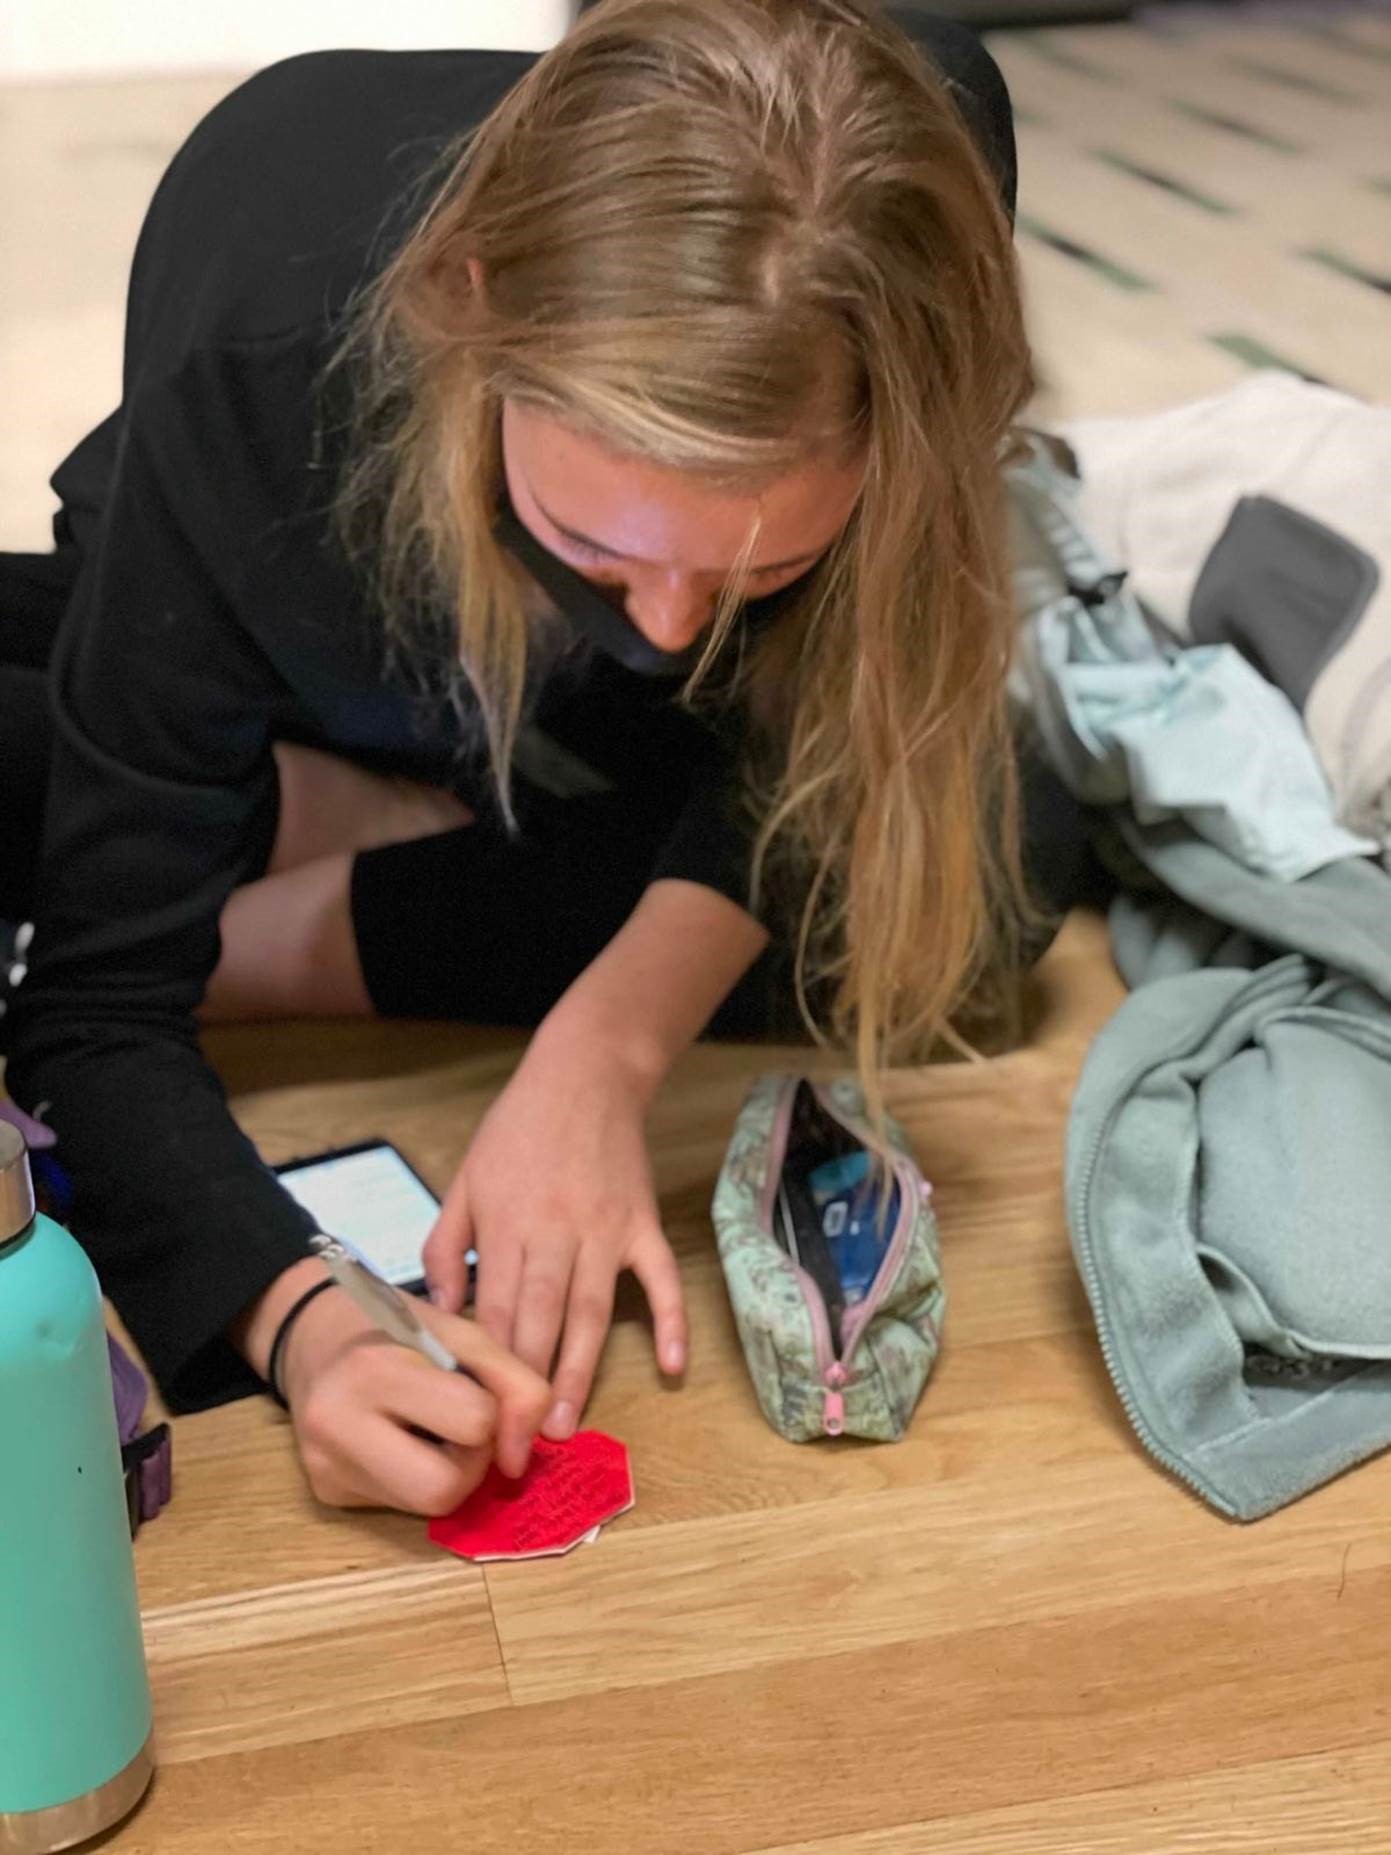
277, 1143, 439, 1288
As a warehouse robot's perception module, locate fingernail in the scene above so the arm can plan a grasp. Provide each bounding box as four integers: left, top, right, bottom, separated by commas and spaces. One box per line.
429, 1285, 448, 1310
544, 1400, 577, 1440
661, 1342, 685, 1375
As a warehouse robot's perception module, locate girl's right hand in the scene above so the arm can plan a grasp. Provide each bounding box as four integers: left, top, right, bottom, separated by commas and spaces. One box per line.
277, 1284, 552, 1515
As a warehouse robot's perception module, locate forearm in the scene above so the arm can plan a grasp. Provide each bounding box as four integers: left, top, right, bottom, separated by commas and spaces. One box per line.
532, 878, 769, 1097
8, 1014, 318, 1409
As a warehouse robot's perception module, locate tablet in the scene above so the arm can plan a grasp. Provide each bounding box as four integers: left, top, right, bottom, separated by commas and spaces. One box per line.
275, 1139, 440, 1291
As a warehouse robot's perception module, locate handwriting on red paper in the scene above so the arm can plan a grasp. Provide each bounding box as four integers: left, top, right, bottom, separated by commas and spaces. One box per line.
428, 1430, 634, 1561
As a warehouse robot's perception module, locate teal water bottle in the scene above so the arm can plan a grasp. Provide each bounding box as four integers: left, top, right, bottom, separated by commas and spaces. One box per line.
0, 1123, 154, 1852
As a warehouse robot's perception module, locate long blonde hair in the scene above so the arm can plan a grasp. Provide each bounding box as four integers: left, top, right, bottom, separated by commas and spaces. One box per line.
335, 0, 1038, 1107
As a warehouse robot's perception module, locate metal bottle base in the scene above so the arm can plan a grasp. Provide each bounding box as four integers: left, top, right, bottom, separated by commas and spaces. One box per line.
0, 1735, 154, 1854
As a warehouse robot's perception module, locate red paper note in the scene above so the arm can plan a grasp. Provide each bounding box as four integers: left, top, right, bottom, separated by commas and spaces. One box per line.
428, 1430, 634, 1562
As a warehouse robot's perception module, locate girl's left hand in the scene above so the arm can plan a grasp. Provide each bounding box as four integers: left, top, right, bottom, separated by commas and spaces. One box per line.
422, 1023, 687, 1441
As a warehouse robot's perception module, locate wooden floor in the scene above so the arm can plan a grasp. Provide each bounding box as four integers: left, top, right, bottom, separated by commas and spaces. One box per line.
111, 910, 1391, 1853
4, 6, 1390, 1851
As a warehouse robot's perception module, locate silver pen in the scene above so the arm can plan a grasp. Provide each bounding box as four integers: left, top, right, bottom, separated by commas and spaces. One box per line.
309, 1229, 458, 1372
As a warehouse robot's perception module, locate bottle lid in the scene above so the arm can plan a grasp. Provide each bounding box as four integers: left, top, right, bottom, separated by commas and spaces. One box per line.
0, 1120, 37, 1245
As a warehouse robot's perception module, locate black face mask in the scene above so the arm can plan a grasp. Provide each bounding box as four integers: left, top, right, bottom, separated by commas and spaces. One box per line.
493, 489, 815, 679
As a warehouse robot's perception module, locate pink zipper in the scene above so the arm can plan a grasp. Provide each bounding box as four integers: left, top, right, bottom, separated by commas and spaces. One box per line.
834, 1161, 929, 1364
757, 1077, 930, 1437
758, 1078, 843, 1431
812, 1085, 926, 1365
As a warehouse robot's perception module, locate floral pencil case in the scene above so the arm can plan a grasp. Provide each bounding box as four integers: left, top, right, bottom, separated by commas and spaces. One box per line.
711, 1074, 946, 1442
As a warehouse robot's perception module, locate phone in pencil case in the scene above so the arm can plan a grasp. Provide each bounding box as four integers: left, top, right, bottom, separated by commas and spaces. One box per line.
712, 1074, 945, 1443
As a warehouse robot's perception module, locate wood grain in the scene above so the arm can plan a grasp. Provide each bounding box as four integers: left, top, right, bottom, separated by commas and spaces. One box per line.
143, 1564, 506, 1764
749, 1742, 1391, 1855
112, 1575, 1391, 1855
484, 1454, 1388, 1707
91, 903, 1384, 1852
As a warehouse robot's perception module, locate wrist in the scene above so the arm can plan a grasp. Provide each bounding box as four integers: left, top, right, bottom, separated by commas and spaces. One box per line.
230, 1255, 331, 1381
531, 995, 673, 1105
276, 1284, 367, 1410
265, 1277, 339, 1406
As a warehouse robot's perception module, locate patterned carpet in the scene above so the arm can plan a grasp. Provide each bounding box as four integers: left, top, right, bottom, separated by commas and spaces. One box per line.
990, 1, 1391, 418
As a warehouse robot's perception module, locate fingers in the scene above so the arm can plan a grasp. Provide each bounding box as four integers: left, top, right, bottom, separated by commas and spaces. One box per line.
631, 1227, 688, 1378
320, 1411, 486, 1516
544, 1260, 617, 1442
471, 1228, 525, 1356
413, 1301, 552, 1480
386, 1350, 499, 1452
294, 1322, 547, 1512
510, 1249, 574, 1383
423, 1166, 475, 1316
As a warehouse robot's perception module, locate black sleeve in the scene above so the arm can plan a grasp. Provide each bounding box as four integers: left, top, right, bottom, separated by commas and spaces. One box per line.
7, 365, 318, 1414
647, 721, 766, 920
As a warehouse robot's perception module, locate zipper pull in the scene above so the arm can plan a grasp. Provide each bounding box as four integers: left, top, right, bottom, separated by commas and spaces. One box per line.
823, 1362, 848, 1437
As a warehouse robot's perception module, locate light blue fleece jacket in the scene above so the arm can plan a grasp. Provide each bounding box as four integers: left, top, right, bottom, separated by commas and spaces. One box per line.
1009, 439, 1391, 1520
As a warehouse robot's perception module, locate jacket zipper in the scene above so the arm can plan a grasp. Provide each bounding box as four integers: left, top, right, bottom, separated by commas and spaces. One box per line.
1071, 1052, 1240, 1516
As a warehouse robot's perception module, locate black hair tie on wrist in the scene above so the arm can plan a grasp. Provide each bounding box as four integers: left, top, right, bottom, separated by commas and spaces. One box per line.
267, 1277, 338, 1409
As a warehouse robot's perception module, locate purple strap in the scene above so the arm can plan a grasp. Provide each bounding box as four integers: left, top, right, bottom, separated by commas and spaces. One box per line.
107, 1333, 172, 1526
0, 1097, 57, 1150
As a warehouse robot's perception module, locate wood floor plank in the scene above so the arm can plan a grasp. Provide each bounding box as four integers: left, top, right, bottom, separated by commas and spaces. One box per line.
131, 1244, 1113, 1593
142, 1564, 508, 1764
131, 1394, 441, 1609
545, 1322, 1136, 1536
746, 1741, 1391, 1855
484, 1453, 1389, 1706
110, 1576, 1391, 1855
